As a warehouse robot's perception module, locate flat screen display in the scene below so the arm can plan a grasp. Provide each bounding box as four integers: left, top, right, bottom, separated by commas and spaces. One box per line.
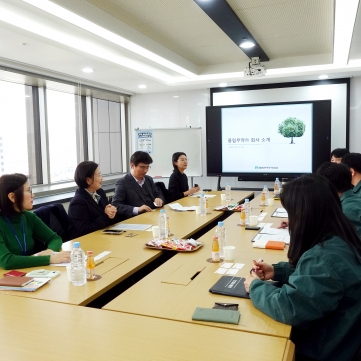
206, 100, 331, 181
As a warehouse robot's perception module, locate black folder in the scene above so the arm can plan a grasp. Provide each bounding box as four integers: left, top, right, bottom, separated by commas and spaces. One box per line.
209, 276, 250, 299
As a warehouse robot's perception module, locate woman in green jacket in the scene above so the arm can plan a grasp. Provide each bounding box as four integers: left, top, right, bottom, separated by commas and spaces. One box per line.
245, 174, 361, 361
0, 173, 70, 270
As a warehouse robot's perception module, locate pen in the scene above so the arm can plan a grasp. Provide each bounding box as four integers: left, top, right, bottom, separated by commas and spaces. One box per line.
250, 258, 264, 274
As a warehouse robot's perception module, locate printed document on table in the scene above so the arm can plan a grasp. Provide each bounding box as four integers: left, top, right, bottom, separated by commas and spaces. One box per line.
259, 228, 290, 236
109, 224, 152, 231
168, 203, 197, 211
272, 208, 288, 218
190, 194, 216, 198
253, 233, 290, 244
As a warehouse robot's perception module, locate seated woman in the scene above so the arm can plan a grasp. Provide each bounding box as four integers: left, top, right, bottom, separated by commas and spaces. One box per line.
244, 174, 361, 361
0, 173, 70, 270
168, 152, 200, 202
68, 161, 119, 239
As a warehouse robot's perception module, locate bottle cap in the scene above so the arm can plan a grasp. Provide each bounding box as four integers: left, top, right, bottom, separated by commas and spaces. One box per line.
245, 199, 249, 202
201, 193, 205, 197
87, 250, 93, 255
218, 221, 224, 226
226, 183, 230, 185
276, 178, 279, 180
264, 185, 267, 188
160, 209, 165, 213
73, 242, 80, 248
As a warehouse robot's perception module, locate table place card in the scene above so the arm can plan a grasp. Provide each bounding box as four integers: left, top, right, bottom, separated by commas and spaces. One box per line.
221, 262, 233, 268
214, 268, 228, 274
232, 263, 245, 269
226, 268, 239, 275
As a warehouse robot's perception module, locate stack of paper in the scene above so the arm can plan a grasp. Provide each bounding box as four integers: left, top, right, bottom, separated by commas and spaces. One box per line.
272, 208, 288, 218
253, 227, 290, 244
168, 203, 197, 211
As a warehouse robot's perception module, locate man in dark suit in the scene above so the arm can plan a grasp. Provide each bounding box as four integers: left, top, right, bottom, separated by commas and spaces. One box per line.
112, 151, 164, 219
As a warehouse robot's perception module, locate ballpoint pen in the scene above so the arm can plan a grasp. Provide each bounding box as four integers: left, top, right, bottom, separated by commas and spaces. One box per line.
250, 258, 264, 274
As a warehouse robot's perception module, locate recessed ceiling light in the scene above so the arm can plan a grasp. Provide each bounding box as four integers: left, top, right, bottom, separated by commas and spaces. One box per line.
219, 83, 227, 87
25, 95, 30, 97
82, 67, 94, 73
240, 41, 255, 49
173, 95, 179, 98
318, 75, 328, 80
138, 84, 147, 89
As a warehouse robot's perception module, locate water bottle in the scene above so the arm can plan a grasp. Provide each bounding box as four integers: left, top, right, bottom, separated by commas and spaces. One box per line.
216, 221, 226, 258
274, 178, 280, 197
261, 185, 269, 206
244, 199, 251, 225
158, 209, 168, 239
225, 183, 231, 205
70, 242, 86, 286
199, 193, 206, 216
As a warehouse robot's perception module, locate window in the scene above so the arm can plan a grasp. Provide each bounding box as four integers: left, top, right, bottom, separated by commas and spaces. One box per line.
0, 80, 30, 176
46, 89, 78, 182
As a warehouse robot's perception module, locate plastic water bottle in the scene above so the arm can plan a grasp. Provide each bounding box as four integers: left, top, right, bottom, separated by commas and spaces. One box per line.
70, 242, 86, 286
261, 185, 269, 206
274, 178, 280, 197
199, 193, 206, 216
158, 209, 168, 239
244, 199, 251, 225
216, 221, 226, 258
225, 183, 231, 205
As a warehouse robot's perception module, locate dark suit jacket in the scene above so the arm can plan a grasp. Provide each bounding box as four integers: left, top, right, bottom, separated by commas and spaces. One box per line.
112, 173, 163, 219
68, 188, 120, 239
168, 170, 189, 202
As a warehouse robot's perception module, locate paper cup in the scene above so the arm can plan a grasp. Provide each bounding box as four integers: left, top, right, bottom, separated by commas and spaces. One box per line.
66, 265, 72, 282
268, 198, 274, 206
223, 246, 235, 261
152, 226, 160, 238
249, 215, 258, 226
195, 206, 201, 215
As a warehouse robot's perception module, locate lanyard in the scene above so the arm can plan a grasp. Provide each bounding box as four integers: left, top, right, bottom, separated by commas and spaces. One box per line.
5, 217, 27, 256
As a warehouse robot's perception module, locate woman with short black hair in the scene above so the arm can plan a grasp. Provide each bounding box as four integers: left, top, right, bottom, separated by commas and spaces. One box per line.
0, 173, 70, 269
168, 152, 200, 202
68, 161, 119, 239
244, 174, 361, 361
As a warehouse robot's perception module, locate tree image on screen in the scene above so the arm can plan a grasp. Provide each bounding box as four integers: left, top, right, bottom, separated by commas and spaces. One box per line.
278, 117, 306, 144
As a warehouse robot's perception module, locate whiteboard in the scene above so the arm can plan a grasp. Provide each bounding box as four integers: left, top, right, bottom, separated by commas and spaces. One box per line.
135, 128, 202, 177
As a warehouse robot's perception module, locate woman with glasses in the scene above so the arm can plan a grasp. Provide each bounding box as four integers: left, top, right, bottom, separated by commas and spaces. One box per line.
68, 161, 119, 239
244, 174, 361, 361
0, 173, 70, 270
168, 152, 200, 202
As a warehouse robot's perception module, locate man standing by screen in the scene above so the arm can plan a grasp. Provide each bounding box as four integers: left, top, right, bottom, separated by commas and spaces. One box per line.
112, 151, 164, 219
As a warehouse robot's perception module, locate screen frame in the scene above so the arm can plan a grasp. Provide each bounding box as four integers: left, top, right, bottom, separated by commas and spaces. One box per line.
206, 100, 331, 181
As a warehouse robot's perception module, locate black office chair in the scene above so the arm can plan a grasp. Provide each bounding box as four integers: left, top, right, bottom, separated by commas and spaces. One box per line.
33, 204, 70, 252
155, 182, 169, 205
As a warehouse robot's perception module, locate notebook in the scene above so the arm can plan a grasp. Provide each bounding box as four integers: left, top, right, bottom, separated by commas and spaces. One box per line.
0, 278, 51, 292
192, 307, 240, 324
0, 276, 33, 287
209, 276, 250, 299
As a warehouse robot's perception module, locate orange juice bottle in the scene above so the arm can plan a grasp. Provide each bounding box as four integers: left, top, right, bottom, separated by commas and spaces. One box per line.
212, 236, 220, 262
86, 250, 95, 280
240, 209, 246, 226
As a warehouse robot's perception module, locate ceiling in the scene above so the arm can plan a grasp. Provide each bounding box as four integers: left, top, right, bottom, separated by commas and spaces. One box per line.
0, 0, 361, 95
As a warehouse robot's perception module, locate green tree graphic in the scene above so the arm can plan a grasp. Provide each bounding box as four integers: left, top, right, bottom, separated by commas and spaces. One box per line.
278, 117, 306, 144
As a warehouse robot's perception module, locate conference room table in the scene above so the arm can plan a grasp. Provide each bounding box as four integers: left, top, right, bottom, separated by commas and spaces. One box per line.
0, 190, 253, 306
0, 293, 294, 361
103, 195, 292, 339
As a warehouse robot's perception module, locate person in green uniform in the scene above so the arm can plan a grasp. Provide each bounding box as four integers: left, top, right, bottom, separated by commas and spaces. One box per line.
317, 161, 361, 237
244, 174, 361, 361
342, 152, 361, 197
0, 173, 70, 270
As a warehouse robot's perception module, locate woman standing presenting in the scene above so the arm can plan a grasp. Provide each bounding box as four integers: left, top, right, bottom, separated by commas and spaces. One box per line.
244, 174, 361, 361
68, 161, 119, 239
0, 173, 70, 270
168, 152, 200, 202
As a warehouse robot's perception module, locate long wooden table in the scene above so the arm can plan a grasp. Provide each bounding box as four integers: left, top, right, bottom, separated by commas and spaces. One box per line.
103, 195, 292, 339
0, 294, 294, 361
0, 191, 253, 306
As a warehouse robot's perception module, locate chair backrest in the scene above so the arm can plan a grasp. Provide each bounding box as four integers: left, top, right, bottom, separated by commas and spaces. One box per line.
155, 181, 169, 205
33, 204, 70, 243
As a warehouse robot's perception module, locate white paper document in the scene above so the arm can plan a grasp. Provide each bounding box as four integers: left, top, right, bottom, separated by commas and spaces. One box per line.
168, 203, 197, 211
253, 233, 290, 244
189, 194, 216, 198
272, 208, 288, 218
259, 228, 290, 236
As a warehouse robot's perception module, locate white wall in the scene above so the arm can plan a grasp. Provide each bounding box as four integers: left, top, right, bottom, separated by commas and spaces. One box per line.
350, 77, 361, 153
130, 79, 359, 191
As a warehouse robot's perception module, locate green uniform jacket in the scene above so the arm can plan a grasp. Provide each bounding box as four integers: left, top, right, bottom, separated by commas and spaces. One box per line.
353, 180, 361, 197
340, 189, 361, 237
249, 236, 361, 361
0, 212, 62, 270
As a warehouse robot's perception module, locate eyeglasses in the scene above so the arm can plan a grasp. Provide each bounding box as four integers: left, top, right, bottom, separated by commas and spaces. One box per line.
178, 158, 188, 162
137, 165, 151, 170
24, 187, 33, 194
